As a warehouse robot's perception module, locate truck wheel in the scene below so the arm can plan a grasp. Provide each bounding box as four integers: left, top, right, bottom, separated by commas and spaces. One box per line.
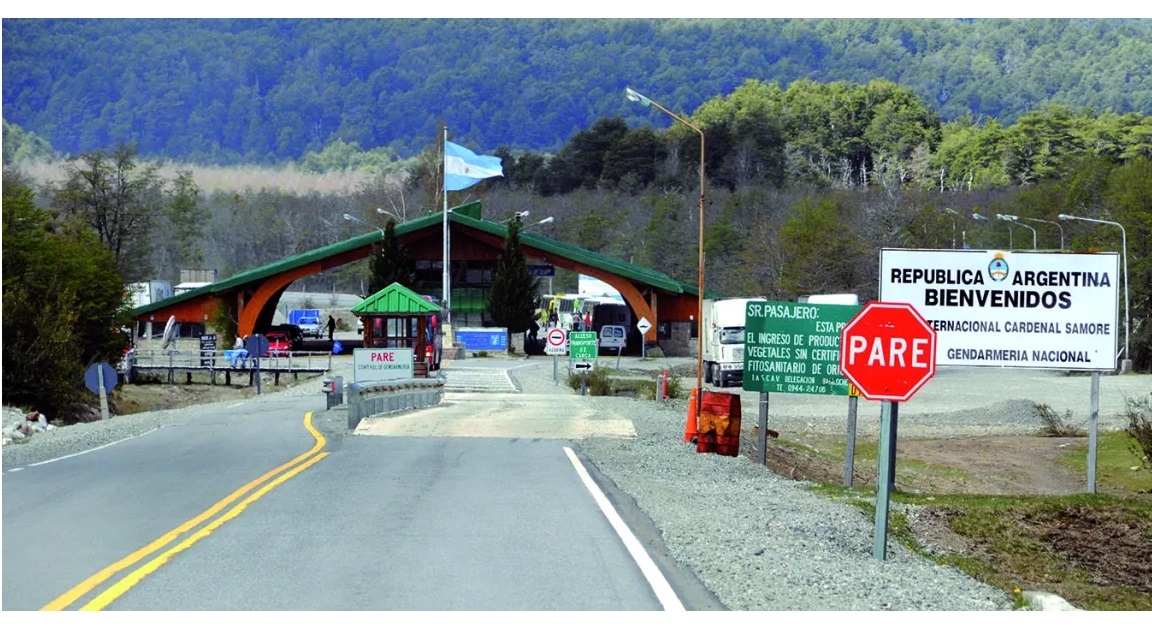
704, 363, 712, 384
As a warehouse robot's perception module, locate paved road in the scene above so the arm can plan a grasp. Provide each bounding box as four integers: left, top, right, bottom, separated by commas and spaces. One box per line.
2, 368, 701, 611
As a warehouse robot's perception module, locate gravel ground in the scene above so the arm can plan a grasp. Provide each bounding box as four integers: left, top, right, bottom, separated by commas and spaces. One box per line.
511, 361, 1014, 611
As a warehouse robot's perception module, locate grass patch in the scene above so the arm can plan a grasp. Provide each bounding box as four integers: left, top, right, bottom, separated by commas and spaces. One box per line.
809, 472, 1152, 610
1059, 430, 1152, 493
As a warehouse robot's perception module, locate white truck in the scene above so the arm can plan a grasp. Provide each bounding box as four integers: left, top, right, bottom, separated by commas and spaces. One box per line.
701, 297, 760, 388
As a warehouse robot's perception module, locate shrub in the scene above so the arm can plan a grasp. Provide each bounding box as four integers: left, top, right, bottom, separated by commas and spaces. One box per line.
567, 367, 612, 395
665, 373, 684, 399
1033, 402, 1085, 437
1123, 392, 1152, 469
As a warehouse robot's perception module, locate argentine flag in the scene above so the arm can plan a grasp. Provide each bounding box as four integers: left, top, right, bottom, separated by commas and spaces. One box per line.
444, 141, 503, 191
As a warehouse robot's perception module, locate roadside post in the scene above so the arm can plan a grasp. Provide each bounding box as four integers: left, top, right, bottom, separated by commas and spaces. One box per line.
1089, 371, 1100, 493
845, 383, 861, 486
839, 301, 937, 561
637, 317, 652, 360
544, 327, 568, 385
742, 300, 861, 467
84, 362, 117, 421
246, 334, 270, 395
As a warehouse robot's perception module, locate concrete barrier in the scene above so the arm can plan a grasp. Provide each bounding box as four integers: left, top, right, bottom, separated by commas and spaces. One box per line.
347, 375, 446, 430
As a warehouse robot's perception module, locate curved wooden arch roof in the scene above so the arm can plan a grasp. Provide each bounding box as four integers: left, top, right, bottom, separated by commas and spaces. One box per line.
131, 201, 710, 340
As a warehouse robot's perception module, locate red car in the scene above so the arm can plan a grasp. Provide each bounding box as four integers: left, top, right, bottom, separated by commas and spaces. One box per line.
265, 331, 294, 357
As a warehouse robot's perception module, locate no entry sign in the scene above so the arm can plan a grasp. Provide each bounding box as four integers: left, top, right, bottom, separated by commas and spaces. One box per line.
839, 301, 937, 402
544, 328, 568, 355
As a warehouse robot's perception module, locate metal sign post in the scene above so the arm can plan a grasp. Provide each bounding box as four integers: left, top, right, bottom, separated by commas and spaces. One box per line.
636, 317, 652, 360
1088, 371, 1100, 493
756, 392, 769, 466
874, 401, 898, 560
246, 334, 270, 395
85, 362, 118, 421
543, 327, 568, 386
845, 390, 859, 487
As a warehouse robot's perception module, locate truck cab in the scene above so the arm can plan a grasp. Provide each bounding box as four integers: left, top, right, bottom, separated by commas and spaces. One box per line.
702, 297, 759, 388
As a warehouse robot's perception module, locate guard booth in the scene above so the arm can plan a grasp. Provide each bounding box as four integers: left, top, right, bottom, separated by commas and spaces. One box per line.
351, 282, 443, 378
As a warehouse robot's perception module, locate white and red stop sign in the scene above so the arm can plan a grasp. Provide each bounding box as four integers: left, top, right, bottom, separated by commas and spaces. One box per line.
839, 301, 937, 402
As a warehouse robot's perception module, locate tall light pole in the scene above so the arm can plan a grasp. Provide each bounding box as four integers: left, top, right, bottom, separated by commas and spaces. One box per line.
941, 208, 959, 249
1019, 216, 1064, 251
974, 212, 1012, 249
971, 213, 991, 249
997, 215, 1037, 250
1059, 214, 1130, 371
627, 86, 706, 415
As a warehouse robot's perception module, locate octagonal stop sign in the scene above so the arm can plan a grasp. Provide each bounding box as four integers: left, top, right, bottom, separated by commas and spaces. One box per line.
839, 301, 937, 402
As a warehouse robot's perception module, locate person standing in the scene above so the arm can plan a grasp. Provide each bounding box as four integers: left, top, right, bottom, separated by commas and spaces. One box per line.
327, 315, 337, 341
583, 311, 591, 332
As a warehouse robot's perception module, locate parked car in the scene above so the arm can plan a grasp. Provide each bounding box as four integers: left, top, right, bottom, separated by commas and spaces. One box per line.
273, 324, 305, 349
296, 315, 323, 338
265, 331, 294, 357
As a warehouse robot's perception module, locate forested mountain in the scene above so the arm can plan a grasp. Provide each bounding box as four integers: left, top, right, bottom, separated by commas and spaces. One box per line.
4, 18, 1152, 164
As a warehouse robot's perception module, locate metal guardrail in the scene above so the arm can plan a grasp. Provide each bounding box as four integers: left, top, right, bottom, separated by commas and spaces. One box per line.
123, 349, 332, 386
347, 375, 446, 430
126, 349, 333, 373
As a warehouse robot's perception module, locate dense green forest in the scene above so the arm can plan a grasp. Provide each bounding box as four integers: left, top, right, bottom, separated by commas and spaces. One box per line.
4, 18, 1152, 163
3, 19, 1151, 418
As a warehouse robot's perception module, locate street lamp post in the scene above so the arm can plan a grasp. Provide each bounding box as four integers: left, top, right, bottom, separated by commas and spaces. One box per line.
627, 86, 706, 418
971, 213, 991, 249
343, 213, 384, 237
1059, 214, 1130, 371
1020, 216, 1064, 251
997, 215, 1037, 250
974, 213, 1012, 249
524, 216, 554, 230
942, 208, 960, 249
376, 208, 405, 223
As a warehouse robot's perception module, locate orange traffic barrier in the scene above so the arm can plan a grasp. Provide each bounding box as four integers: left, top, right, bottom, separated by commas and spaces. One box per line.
684, 388, 698, 442
696, 391, 741, 457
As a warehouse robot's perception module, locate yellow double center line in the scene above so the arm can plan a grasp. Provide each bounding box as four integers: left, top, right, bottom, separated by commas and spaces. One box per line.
42, 412, 329, 611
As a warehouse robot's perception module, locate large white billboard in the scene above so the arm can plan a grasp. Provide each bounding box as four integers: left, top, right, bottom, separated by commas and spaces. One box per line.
879, 249, 1120, 370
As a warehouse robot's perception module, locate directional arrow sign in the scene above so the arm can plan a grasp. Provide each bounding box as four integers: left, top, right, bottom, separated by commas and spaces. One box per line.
574, 361, 593, 371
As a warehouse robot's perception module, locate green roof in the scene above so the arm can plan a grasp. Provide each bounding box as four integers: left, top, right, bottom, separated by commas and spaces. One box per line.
451, 213, 705, 296
351, 282, 442, 315
131, 201, 707, 318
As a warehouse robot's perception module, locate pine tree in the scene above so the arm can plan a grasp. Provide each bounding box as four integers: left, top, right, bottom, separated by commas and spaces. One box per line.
370, 219, 415, 293
488, 221, 539, 336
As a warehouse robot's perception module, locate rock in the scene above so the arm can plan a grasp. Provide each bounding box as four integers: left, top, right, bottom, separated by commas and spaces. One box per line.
1022, 591, 1081, 611
10, 428, 25, 440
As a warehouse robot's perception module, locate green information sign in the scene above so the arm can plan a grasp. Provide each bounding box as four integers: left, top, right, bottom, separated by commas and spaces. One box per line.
569, 331, 598, 360
742, 301, 861, 395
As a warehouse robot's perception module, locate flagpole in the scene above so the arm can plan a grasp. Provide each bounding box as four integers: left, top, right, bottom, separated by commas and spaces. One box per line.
442, 125, 451, 328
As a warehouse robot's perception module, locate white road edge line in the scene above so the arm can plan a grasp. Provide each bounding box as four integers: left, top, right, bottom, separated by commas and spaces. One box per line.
27, 428, 160, 467
563, 446, 685, 611
7, 467, 25, 472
